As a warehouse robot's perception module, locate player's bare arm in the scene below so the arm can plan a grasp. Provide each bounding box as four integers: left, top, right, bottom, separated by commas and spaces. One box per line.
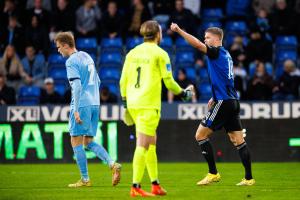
170, 23, 207, 53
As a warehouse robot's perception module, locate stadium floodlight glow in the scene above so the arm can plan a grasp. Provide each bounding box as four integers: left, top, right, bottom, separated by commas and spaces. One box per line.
289, 138, 300, 147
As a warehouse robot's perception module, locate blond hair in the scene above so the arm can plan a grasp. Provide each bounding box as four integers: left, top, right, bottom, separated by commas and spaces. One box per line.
140, 20, 160, 42
54, 32, 75, 48
205, 27, 224, 40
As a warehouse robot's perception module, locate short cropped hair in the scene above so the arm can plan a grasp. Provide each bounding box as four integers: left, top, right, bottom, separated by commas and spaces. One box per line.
205, 27, 224, 40
140, 20, 160, 41
54, 32, 75, 48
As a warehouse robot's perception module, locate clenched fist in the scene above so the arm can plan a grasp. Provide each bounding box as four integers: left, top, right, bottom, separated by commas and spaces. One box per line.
170, 23, 181, 33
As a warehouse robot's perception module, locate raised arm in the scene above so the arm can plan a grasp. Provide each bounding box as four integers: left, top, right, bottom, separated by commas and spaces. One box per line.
170, 23, 207, 54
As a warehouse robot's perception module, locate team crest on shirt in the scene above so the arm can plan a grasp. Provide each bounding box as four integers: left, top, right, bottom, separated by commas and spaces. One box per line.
166, 64, 172, 71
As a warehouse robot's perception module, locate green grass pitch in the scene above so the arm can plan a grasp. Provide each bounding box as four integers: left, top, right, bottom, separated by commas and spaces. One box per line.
0, 163, 299, 200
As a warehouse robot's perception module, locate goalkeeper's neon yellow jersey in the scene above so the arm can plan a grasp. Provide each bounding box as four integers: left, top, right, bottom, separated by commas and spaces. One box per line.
120, 42, 174, 110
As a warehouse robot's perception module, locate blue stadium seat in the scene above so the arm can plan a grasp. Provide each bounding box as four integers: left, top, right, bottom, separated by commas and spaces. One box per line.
225, 21, 248, 35
175, 37, 194, 52
18, 86, 41, 105
175, 67, 197, 82
249, 63, 256, 77
126, 37, 143, 50
55, 83, 67, 96
198, 67, 209, 82
275, 64, 284, 80
184, 67, 196, 82
153, 14, 170, 32
202, 8, 223, 21
276, 50, 297, 62
275, 36, 298, 50
90, 53, 97, 63
175, 51, 195, 65
160, 36, 173, 49
99, 67, 121, 81
48, 53, 66, 65
50, 41, 57, 53
226, 0, 251, 17
198, 83, 212, 101
99, 52, 122, 66
101, 82, 119, 97
101, 37, 123, 53
76, 37, 98, 54
201, 21, 222, 32
48, 68, 67, 82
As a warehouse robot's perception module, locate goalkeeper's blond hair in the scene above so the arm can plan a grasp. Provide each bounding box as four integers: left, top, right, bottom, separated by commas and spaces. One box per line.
140, 20, 161, 42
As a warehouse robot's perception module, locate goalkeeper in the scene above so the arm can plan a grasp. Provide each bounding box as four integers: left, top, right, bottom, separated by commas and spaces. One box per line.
120, 20, 194, 197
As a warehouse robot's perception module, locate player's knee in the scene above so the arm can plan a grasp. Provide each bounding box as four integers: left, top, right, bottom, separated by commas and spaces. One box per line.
195, 126, 211, 141
83, 136, 93, 146
235, 137, 245, 146
228, 133, 244, 146
70, 136, 83, 147
195, 131, 208, 141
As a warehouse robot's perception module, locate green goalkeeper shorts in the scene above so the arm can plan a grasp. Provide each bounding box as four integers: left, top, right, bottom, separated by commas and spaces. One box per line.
128, 108, 160, 136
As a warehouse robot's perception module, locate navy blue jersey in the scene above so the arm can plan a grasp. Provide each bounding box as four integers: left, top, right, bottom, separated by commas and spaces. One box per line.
205, 45, 238, 100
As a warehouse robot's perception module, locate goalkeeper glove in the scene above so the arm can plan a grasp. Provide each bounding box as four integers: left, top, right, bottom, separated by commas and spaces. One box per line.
123, 109, 134, 126
122, 98, 134, 126
180, 85, 194, 102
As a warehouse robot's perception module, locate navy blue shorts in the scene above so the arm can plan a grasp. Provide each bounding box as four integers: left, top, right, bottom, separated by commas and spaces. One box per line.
201, 99, 242, 132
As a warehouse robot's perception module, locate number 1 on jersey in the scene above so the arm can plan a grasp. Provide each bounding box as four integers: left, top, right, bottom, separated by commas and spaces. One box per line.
135, 66, 141, 88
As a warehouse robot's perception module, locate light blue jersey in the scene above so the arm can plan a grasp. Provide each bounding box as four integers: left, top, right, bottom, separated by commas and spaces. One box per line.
66, 51, 100, 110
66, 51, 100, 136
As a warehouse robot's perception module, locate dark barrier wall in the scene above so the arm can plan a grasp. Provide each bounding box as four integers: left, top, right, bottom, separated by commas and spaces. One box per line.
1, 119, 299, 163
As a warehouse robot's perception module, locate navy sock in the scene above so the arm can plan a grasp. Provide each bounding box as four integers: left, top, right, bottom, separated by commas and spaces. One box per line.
237, 142, 253, 180
198, 138, 217, 174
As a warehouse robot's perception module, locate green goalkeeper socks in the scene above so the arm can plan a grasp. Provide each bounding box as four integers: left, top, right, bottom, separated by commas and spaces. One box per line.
146, 145, 158, 182
133, 146, 147, 184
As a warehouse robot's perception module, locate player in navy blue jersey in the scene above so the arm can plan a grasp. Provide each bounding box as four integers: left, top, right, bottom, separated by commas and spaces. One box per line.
54, 32, 121, 188
170, 23, 255, 186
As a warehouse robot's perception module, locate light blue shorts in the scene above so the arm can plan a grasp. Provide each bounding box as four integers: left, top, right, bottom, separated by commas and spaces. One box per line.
69, 105, 100, 137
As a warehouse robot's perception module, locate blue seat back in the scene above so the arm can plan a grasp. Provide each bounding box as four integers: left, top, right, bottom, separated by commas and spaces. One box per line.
101, 82, 119, 96
49, 68, 67, 82
18, 86, 41, 105
276, 50, 297, 62
225, 21, 248, 35
76, 37, 97, 53
175, 51, 194, 65
126, 37, 143, 50
199, 67, 209, 82
199, 83, 212, 100
160, 36, 173, 49
48, 53, 66, 65
99, 67, 121, 81
55, 83, 67, 96
276, 36, 298, 49
99, 52, 123, 65
226, 0, 251, 17
202, 8, 223, 21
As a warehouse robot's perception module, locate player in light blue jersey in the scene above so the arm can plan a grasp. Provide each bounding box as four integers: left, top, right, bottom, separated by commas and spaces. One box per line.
54, 32, 121, 188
